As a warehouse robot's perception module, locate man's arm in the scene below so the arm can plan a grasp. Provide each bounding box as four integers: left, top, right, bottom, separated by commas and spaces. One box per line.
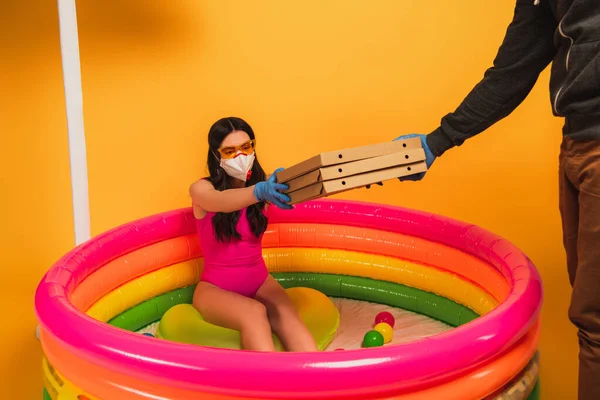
427, 0, 558, 157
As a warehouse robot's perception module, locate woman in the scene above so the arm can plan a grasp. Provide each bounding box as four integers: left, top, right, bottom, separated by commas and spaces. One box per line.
189, 116, 318, 352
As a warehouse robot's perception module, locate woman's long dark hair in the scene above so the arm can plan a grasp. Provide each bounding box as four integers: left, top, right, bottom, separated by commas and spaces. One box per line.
206, 117, 268, 242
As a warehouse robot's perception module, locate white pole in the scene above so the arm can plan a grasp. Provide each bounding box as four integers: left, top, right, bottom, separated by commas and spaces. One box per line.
37, 0, 91, 341
57, 0, 91, 245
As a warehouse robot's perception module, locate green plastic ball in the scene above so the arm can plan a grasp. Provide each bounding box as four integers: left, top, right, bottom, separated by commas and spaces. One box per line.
363, 330, 384, 347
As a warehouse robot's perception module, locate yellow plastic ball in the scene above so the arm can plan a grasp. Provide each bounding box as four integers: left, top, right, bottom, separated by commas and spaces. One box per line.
373, 322, 394, 343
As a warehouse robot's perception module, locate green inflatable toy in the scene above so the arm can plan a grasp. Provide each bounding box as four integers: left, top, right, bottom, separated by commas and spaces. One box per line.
156, 287, 339, 351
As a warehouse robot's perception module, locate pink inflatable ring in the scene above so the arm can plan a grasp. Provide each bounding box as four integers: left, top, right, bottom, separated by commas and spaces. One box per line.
35, 199, 542, 399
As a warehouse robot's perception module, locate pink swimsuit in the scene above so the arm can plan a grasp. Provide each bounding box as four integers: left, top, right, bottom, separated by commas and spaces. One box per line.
195, 207, 269, 298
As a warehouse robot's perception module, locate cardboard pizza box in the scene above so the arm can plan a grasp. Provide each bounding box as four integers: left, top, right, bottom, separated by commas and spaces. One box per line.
287, 160, 427, 205
275, 137, 422, 183
284, 148, 425, 193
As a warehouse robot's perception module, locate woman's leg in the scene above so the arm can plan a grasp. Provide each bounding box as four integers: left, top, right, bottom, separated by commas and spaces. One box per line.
193, 281, 276, 351
255, 276, 318, 352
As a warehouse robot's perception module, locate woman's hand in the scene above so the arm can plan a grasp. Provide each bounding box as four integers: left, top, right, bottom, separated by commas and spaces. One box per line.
254, 168, 293, 209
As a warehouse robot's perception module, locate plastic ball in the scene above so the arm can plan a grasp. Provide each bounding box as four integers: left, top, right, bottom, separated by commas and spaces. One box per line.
363, 330, 384, 348
375, 311, 395, 328
142, 332, 154, 337
373, 322, 394, 343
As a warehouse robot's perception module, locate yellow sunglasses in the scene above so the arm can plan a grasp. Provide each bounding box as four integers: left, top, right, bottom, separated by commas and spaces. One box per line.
217, 139, 256, 159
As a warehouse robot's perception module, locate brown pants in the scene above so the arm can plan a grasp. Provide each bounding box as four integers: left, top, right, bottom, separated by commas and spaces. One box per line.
559, 137, 600, 400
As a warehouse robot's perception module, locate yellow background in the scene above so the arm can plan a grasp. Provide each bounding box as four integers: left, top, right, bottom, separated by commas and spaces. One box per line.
1, 1, 574, 398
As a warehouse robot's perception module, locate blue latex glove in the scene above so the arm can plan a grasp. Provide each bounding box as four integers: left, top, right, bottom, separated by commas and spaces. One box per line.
365, 134, 436, 189
254, 168, 293, 209
394, 133, 436, 181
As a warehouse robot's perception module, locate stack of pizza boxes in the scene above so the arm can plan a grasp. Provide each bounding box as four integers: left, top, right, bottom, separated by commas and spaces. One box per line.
275, 137, 427, 205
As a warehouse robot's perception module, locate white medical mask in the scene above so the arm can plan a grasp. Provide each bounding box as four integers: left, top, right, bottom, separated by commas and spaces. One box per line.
220, 152, 255, 181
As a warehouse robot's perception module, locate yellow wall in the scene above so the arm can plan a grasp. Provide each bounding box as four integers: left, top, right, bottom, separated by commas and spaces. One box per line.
1, 1, 76, 399
2, 1, 575, 398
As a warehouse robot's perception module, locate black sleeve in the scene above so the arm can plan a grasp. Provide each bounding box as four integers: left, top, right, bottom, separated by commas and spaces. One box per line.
426, 0, 558, 157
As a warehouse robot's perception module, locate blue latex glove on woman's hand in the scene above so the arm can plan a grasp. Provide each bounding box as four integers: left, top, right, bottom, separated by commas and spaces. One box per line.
394, 133, 436, 181
254, 168, 293, 209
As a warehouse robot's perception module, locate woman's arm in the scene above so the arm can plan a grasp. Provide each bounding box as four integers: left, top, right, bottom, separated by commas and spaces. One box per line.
189, 179, 258, 213
190, 169, 293, 213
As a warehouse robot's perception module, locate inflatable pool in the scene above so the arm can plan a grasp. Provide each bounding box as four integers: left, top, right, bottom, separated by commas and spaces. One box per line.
35, 199, 542, 399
